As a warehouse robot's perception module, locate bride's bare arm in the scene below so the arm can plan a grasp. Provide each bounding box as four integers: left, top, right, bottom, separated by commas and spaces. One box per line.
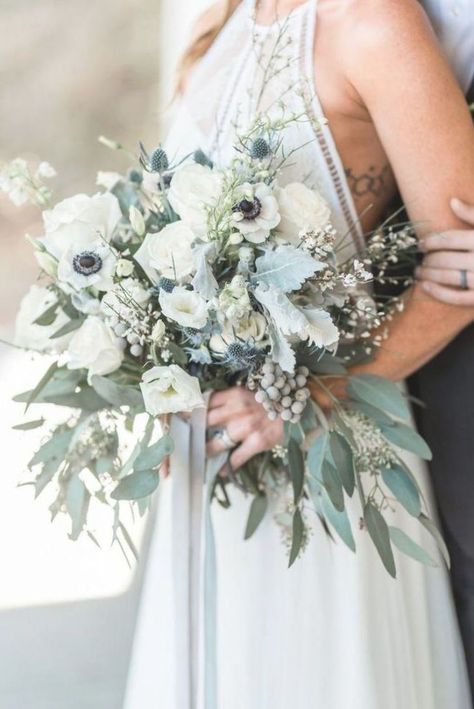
344, 0, 474, 380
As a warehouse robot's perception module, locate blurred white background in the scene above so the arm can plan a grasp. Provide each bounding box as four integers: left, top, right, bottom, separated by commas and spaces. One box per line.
0, 1, 209, 706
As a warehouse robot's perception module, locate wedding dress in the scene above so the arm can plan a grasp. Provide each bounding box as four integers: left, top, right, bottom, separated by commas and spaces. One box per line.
123, 1, 471, 707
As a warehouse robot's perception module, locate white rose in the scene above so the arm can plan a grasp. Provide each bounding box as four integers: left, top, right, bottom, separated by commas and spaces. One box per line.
140, 364, 204, 415
134, 222, 196, 283
67, 316, 124, 378
210, 312, 267, 354
159, 286, 209, 329
275, 183, 331, 243
14, 285, 71, 352
168, 164, 222, 236
40, 192, 122, 259
231, 182, 280, 244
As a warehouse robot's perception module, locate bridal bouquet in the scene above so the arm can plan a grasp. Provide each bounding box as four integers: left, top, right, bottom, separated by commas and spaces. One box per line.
3, 114, 445, 576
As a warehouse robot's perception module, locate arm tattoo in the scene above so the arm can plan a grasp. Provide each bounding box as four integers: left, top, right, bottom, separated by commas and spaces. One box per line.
345, 164, 390, 200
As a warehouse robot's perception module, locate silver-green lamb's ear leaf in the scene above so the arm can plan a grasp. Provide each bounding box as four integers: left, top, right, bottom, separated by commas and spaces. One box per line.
90, 375, 144, 409
192, 242, 218, 299
347, 374, 410, 421
308, 431, 329, 481
244, 494, 268, 540
288, 507, 305, 567
12, 418, 45, 431
288, 438, 304, 503
321, 460, 344, 512
253, 245, 324, 292
268, 325, 295, 374
364, 502, 397, 578
381, 464, 421, 517
321, 488, 356, 552
389, 526, 438, 567
419, 513, 451, 568
330, 431, 355, 497
111, 469, 160, 500
380, 422, 432, 460
66, 472, 89, 541
133, 434, 174, 473
254, 285, 307, 337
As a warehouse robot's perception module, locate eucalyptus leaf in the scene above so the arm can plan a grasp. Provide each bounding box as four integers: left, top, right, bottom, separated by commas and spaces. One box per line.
12, 418, 45, 431
288, 507, 305, 567
330, 432, 355, 496
25, 361, 59, 412
364, 502, 396, 578
66, 473, 88, 540
381, 464, 421, 517
33, 301, 59, 326
134, 434, 174, 473
321, 488, 356, 552
50, 317, 85, 339
389, 526, 437, 567
322, 460, 344, 512
254, 245, 324, 292
166, 342, 188, 367
288, 438, 304, 503
419, 513, 450, 568
244, 494, 268, 540
380, 422, 432, 461
308, 431, 329, 481
90, 375, 143, 408
348, 401, 394, 428
347, 374, 410, 421
34, 458, 61, 498
29, 428, 75, 468
111, 469, 160, 500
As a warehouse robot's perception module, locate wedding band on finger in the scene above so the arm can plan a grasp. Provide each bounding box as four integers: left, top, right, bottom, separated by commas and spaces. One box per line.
460, 269, 469, 290
216, 427, 237, 450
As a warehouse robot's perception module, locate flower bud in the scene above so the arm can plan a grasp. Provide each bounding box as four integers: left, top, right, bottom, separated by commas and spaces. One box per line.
129, 206, 146, 236
115, 258, 134, 278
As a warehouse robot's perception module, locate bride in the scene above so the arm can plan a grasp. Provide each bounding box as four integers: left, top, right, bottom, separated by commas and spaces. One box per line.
124, 1, 474, 707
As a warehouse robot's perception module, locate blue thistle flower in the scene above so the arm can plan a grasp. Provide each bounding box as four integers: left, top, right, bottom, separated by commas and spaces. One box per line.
150, 147, 169, 172
250, 137, 270, 160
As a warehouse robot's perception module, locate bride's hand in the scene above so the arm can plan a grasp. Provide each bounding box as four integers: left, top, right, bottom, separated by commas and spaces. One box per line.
206, 386, 284, 469
417, 198, 474, 306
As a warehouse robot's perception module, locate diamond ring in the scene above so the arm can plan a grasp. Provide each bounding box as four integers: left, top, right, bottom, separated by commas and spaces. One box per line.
216, 427, 237, 450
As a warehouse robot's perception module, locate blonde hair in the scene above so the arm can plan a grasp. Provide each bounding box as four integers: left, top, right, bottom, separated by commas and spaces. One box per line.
176, 1, 243, 93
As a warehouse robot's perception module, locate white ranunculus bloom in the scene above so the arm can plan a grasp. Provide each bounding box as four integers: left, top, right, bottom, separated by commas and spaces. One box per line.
14, 285, 71, 352
231, 182, 280, 244
159, 286, 209, 329
57, 240, 117, 292
41, 192, 122, 259
275, 183, 331, 243
67, 316, 124, 378
167, 163, 222, 236
299, 308, 339, 349
134, 222, 196, 283
209, 312, 268, 354
140, 364, 204, 415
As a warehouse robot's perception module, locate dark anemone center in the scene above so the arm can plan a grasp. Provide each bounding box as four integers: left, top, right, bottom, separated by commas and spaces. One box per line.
73, 250, 103, 276
234, 197, 262, 220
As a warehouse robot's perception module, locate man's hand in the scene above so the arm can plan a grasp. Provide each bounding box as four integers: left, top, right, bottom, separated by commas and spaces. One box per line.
417, 198, 474, 306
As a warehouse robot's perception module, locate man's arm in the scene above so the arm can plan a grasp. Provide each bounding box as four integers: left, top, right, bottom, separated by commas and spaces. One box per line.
345, 0, 474, 380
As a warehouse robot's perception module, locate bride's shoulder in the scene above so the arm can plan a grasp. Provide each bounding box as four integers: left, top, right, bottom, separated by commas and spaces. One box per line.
342, 0, 435, 53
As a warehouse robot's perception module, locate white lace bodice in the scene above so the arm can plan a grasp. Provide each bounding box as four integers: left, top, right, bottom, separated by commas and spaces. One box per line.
165, 0, 365, 260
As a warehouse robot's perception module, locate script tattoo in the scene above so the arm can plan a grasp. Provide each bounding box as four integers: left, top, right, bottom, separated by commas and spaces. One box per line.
345, 164, 390, 200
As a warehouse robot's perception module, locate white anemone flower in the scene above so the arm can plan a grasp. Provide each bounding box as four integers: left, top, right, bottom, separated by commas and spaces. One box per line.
231, 182, 280, 244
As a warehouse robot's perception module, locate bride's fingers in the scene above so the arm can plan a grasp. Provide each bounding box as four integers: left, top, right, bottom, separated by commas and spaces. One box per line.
416, 266, 474, 289
421, 230, 474, 253
451, 197, 474, 225
229, 432, 267, 469
421, 251, 474, 271
422, 280, 474, 306
206, 416, 261, 456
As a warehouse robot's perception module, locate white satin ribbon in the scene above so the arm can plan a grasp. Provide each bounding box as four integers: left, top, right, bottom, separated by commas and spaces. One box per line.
170, 397, 227, 709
